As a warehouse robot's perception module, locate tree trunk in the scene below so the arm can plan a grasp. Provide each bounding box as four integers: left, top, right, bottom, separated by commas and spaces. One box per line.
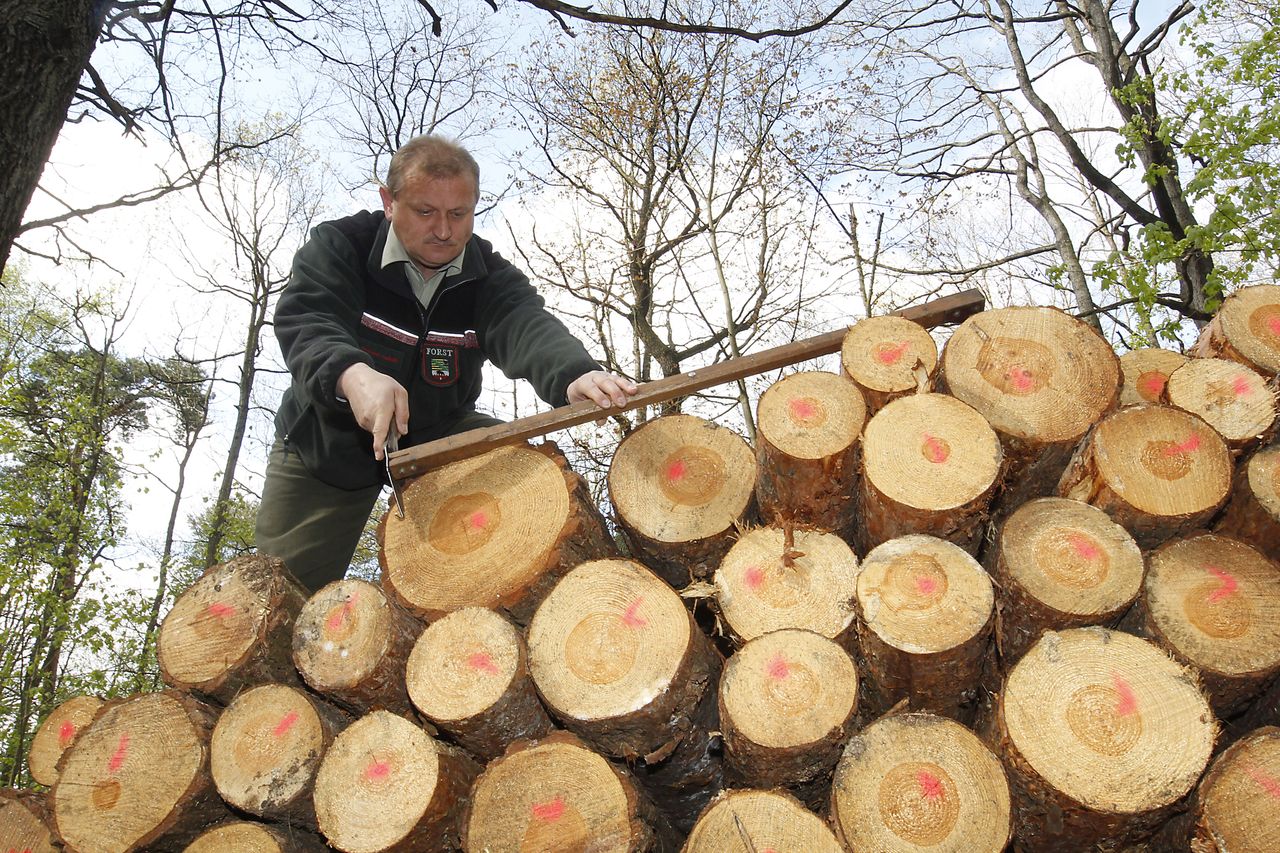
685, 789, 845, 853
210, 683, 350, 829
753, 371, 865, 537
608, 414, 757, 588
830, 712, 1012, 853
313, 710, 479, 853
712, 526, 859, 649
997, 628, 1215, 852
464, 731, 680, 853
1185, 726, 1280, 853
719, 629, 857, 809
0, 2, 107, 275
1190, 283, 1280, 377
185, 821, 332, 853
990, 497, 1144, 666
1214, 442, 1280, 562
858, 393, 1003, 555
26, 694, 103, 788
0, 787, 59, 853
292, 578, 422, 716
1163, 358, 1277, 451
1120, 348, 1188, 407
405, 606, 553, 761
51, 690, 232, 852
854, 536, 994, 722
938, 306, 1120, 518
380, 442, 617, 623
840, 314, 938, 413
157, 554, 308, 704
1058, 404, 1233, 549
1122, 534, 1280, 718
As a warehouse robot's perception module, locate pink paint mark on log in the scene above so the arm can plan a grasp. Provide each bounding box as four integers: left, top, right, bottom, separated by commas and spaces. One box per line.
107, 734, 129, 774
1166, 433, 1202, 456
665, 459, 687, 482
921, 434, 949, 464
916, 576, 938, 596
767, 653, 791, 681
788, 397, 817, 421
876, 340, 910, 365
622, 598, 648, 629
1232, 375, 1253, 398
1112, 675, 1139, 717
1245, 765, 1280, 800
744, 565, 765, 591
1139, 373, 1168, 399
364, 760, 391, 782
273, 711, 300, 738
918, 770, 945, 800
1269, 315, 1280, 336
1206, 565, 1239, 603
206, 602, 235, 620
1008, 366, 1035, 392
57, 721, 77, 747
326, 593, 359, 632
531, 795, 566, 822
467, 651, 501, 676
1069, 532, 1102, 561
468, 510, 489, 530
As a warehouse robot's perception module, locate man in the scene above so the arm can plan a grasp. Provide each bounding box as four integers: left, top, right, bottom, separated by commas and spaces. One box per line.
257, 135, 637, 592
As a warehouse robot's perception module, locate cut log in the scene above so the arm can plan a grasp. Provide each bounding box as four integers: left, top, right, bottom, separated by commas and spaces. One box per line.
997, 627, 1216, 852
463, 731, 680, 853
292, 578, 422, 716
51, 690, 231, 853
683, 788, 844, 853
1164, 357, 1277, 450
858, 393, 1002, 554
184, 820, 331, 852
379, 442, 617, 623
527, 559, 721, 761
1125, 534, 1280, 717
1120, 347, 1188, 407
210, 683, 350, 828
406, 606, 553, 761
855, 535, 994, 721
0, 789, 58, 853
719, 629, 857, 807
313, 710, 479, 853
991, 497, 1144, 665
1215, 441, 1280, 562
28, 694, 103, 787
1185, 726, 1280, 853
608, 414, 756, 587
830, 712, 1012, 853
157, 554, 308, 704
1058, 403, 1233, 549
938, 306, 1120, 515
1191, 283, 1280, 376
754, 371, 865, 536
840, 314, 938, 413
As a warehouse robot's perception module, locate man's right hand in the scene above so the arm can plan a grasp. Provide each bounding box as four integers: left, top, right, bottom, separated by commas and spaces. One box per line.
337, 363, 409, 460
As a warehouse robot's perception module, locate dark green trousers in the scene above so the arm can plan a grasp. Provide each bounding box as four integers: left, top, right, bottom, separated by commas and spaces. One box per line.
254, 410, 502, 592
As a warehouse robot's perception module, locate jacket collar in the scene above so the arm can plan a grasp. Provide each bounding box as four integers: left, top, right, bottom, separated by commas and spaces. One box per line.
364, 215, 488, 299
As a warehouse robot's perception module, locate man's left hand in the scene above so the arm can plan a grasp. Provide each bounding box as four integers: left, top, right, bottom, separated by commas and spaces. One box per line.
567, 370, 639, 411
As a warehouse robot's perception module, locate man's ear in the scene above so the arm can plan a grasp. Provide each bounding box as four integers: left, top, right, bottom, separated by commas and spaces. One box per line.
378, 185, 394, 219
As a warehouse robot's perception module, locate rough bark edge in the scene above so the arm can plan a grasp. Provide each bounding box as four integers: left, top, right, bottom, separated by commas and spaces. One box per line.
857, 467, 999, 557
1214, 448, 1280, 563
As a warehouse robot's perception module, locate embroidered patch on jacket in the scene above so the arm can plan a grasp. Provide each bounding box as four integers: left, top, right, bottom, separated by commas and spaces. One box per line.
423, 345, 458, 386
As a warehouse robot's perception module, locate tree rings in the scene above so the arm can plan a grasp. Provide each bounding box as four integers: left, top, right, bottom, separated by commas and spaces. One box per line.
27, 694, 103, 787
841, 314, 938, 412
1165, 357, 1277, 448
1193, 283, 1280, 376
1119, 347, 1187, 407
685, 789, 844, 853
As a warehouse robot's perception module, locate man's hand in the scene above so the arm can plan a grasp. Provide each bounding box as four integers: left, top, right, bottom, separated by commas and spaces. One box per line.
567, 370, 639, 412
337, 363, 409, 460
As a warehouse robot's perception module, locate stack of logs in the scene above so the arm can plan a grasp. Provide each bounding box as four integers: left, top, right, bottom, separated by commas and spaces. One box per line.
5, 284, 1280, 852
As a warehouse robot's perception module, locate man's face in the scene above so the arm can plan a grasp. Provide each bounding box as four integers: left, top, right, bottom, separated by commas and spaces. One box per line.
379, 171, 477, 272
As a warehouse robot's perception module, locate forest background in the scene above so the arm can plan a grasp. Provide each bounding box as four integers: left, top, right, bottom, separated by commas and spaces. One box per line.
0, 0, 1276, 786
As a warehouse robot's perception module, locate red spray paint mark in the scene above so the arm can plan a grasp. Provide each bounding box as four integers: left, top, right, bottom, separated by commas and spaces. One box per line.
767, 654, 791, 681
1269, 315, 1280, 337
467, 651, 501, 676
622, 598, 648, 629
1112, 675, 1139, 717
665, 459, 687, 482
743, 565, 765, 591
789, 398, 818, 421
364, 760, 391, 782
1069, 533, 1101, 561
922, 434, 949, 464
1165, 433, 1202, 456
469, 510, 490, 530
1205, 565, 1239, 603
876, 340, 910, 365
918, 770, 945, 800
273, 711, 300, 738
1232, 375, 1253, 398
57, 721, 77, 747
206, 602, 235, 620
1245, 765, 1280, 800
107, 734, 130, 774
531, 795, 566, 821
1008, 366, 1035, 392
1139, 373, 1168, 399
326, 592, 359, 632
916, 576, 938, 596
761, 849, 778, 853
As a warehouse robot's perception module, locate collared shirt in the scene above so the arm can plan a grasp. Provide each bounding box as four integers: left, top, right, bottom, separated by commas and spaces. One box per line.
381, 223, 466, 311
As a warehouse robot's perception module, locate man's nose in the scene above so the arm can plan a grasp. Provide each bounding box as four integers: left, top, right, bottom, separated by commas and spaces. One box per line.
430, 214, 452, 240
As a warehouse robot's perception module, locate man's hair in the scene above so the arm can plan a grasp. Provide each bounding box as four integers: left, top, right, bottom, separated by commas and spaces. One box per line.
385, 135, 480, 198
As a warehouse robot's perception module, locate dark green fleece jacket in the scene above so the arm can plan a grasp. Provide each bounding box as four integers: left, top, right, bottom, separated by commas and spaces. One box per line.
274, 210, 600, 489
